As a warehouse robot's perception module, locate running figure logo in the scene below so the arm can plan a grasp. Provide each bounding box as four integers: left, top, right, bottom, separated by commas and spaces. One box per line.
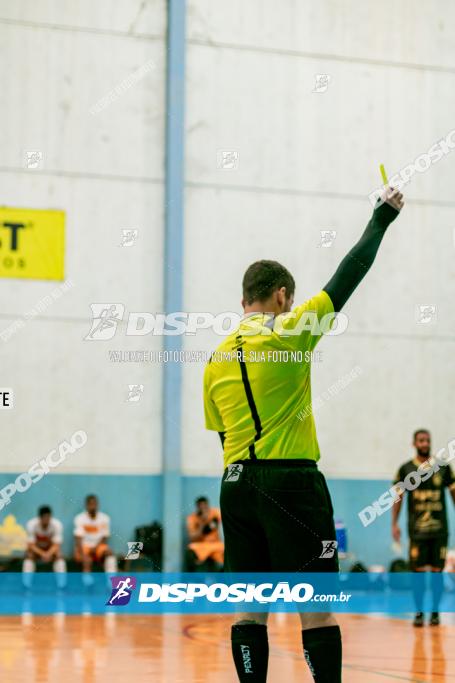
85, 304, 124, 341
106, 576, 137, 606
416, 304, 437, 324
225, 464, 243, 482
217, 150, 239, 170
319, 540, 338, 558
125, 542, 143, 560
318, 230, 337, 248
119, 229, 138, 247
312, 74, 331, 93
126, 384, 144, 402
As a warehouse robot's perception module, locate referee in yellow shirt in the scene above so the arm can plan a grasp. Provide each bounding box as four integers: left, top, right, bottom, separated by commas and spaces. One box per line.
203, 187, 404, 683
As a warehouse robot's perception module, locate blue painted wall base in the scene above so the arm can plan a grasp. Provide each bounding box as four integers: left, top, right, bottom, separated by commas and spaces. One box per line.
1, 473, 453, 568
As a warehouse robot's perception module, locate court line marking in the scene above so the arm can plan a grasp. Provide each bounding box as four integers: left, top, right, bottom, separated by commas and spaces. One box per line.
182, 616, 455, 682
341, 665, 426, 682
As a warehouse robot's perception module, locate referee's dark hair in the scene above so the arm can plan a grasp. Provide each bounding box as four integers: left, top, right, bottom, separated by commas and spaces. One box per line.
242, 260, 295, 305
413, 428, 430, 440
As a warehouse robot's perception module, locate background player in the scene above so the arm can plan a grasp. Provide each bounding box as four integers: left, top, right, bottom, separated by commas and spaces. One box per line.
74, 494, 117, 577
186, 496, 224, 571
204, 188, 404, 683
392, 429, 455, 626
23, 505, 66, 587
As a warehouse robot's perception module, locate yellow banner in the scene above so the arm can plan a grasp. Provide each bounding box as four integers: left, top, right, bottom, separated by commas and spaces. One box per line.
0, 207, 65, 281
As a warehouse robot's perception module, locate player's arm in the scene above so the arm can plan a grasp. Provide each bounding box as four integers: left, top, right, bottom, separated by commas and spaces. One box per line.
443, 463, 455, 504
73, 516, 84, 551
41, 542, 60, 561
74, 535, 83, 554
97, 516, 110, 547
208, 509, 222, 537
391, 497, 403, 542
27, 541, 46, 558
26, 522, 46, 558
323, 188, 404, 312
391, 467, 405, 542
45, 521, 63, 559
202, 511, 219, 536
187, 516, 204, 542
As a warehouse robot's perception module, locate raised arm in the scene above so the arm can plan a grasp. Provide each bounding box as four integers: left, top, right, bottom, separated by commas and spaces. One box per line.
323, 188, 404, 312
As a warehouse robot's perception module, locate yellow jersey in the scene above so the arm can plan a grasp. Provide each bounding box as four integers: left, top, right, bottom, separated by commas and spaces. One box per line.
203, 290, 334, 467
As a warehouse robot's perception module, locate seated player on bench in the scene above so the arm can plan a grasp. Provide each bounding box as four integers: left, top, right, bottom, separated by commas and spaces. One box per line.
186, 496, 224, 571
23, 505, 66, 586
73, 494, 117, 574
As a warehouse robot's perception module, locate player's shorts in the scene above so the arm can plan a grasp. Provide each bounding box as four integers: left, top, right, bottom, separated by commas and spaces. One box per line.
409, 536, 448, 570
220, 459, 338, 572
187, 541, 224, 564
75, 543, 109, 563
29, 546, 60, 560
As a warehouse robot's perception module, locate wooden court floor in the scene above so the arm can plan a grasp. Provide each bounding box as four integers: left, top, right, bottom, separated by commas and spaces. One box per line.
0, 612, 454, 682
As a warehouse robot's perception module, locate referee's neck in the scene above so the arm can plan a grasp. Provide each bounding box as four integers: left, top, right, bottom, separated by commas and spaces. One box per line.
243, 302, 282, 316
242, 307, 275, 318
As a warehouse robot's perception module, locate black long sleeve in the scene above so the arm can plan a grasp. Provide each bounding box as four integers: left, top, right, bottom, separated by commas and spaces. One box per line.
323, 202, 400, 312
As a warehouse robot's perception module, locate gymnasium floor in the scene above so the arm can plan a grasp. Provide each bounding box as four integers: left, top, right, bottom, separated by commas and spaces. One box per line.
1, 613, 454, 682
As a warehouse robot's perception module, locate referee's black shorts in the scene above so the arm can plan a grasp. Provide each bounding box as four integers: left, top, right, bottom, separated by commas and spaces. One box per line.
220, 459, 338, 573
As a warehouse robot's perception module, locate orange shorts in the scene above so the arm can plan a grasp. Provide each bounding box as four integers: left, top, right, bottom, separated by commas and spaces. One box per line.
188, 541, 224, 565
75, 543, 109, 563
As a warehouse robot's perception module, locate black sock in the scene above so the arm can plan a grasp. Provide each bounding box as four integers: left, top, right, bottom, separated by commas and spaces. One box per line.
302, 625, 342, 682
231, 623, 268, 682
431, 572, 444, 612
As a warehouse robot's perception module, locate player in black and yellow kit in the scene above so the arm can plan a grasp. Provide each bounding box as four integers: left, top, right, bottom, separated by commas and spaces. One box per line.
392, 429, 455, 627
204, 187, 404, 683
